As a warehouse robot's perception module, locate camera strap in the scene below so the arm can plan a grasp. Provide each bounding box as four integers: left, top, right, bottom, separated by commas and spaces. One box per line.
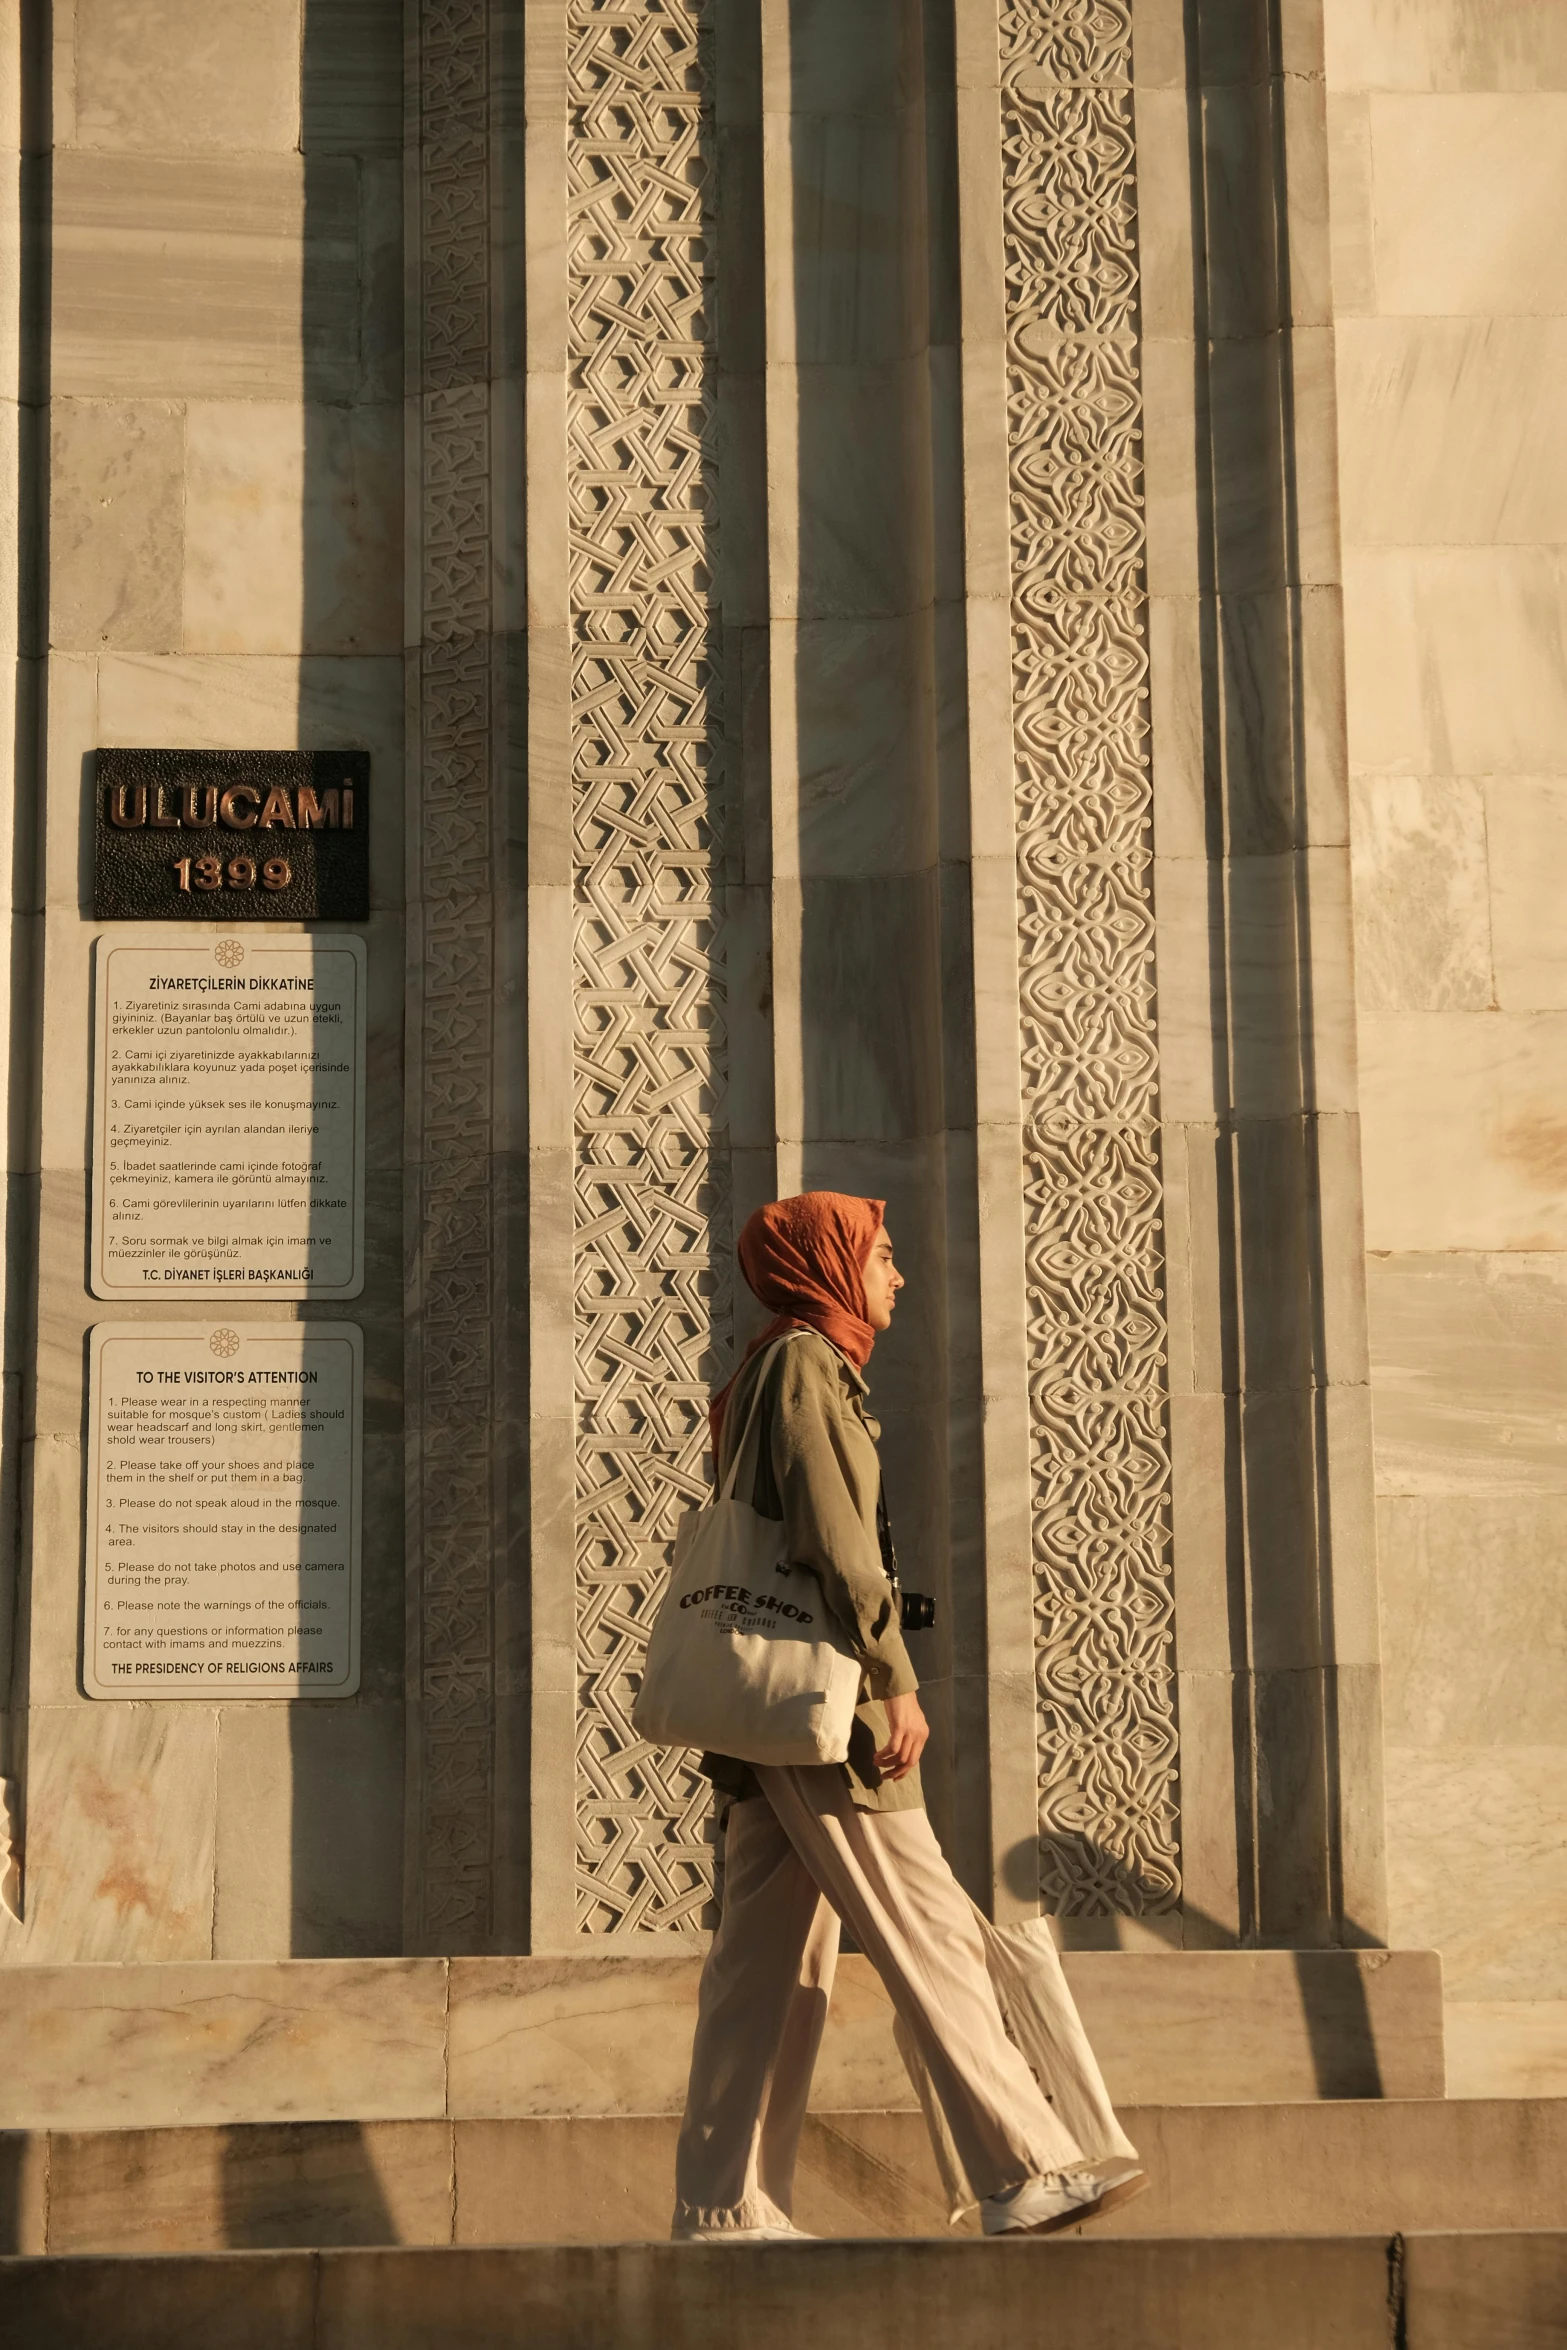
876, 1478, 901, 1593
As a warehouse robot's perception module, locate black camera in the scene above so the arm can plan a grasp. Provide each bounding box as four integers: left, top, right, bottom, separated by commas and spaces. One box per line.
900, 1590, 936, 1633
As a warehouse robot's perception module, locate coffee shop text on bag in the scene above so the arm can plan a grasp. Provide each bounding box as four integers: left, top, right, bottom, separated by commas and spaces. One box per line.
633, 1335, 864, 1765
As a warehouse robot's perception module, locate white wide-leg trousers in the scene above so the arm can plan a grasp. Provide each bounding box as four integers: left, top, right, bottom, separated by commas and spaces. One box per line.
672, 1765, 1093, 2233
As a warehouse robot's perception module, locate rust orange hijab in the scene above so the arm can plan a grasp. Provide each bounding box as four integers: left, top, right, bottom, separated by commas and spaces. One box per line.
710, 1191, 886, 1450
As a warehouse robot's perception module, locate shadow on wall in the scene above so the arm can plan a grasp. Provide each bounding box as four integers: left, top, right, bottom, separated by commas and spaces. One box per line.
284, 0, 406, 1970
213, 0, 410, 2235
0, 2126, 404, 2254
1177, 0, 1375, 1950
785, 0, 972, 1876
1000, 1834, 1385, 2099
0, 0, 49, 1975
219, 2123, 399, 2249
0, 2132, 25, 2251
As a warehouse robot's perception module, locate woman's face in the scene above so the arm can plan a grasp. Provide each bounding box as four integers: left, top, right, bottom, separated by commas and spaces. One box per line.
861, 1224, 904, 1331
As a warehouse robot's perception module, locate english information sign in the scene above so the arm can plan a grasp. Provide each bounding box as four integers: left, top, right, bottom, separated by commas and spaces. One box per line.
85, 1322, 363, 1701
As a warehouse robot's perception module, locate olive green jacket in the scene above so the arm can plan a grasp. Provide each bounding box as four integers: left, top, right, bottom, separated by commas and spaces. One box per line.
701, 1328, 923, 1815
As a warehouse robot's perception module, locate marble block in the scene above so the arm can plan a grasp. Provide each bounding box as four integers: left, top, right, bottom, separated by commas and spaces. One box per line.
1359, 1010, 1567, 1251
1325, 2, 1567, 93
49, 400, 184, 653
43, 2120, 451, 2254
0, 1950, 1444, 2129
1338, 316, 1567, 551
1377, 1494, 1567, 1748
11, 2098, 1567, 2255
1445, 1999, 1567, 2101
0, 2239, 1403, 2350
451, 2113, 955, 2246
1342, 545, 1567, 780
1369, 94, 1567, 318
1367, 1252, 1567, 1495
1349, 775, 1492, 1015
1385, 1745, 1567, 2003
1488, 780, 1567, 1013
0, 1960, 448, 2129
299, 0, 403, 156
0, 2130, 46, 2254
0, 1703, 217, 1964
182, 402, 402, 659
213, 1703, 405, 1961
94, 654, 405, 774
1074, 1950, 1444, 2103
66, 0, 303, 156
51, 152, 357, 402
445, 1953, 914, 2123
1403, 2232, 1567, 2350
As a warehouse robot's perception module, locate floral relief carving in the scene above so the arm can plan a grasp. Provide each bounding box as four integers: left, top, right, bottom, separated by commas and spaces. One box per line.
568, 0, 729, 1935
1000, 0, 1181, 1915
415, 0, 496, 1946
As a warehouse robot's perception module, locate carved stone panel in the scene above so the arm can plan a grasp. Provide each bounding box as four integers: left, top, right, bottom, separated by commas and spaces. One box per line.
999, 0, 1181, 1916
568, 0, 729, 1936
412, 0, 497, 1950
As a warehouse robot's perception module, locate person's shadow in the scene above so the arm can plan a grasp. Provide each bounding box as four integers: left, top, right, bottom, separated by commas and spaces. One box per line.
1002, 1834, 1385, 2100
0, 2134, 28, 2252
219, 2123, 398, 2249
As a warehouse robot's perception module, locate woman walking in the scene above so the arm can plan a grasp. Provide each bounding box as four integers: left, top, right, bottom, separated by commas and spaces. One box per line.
668, 1190, 1144, 2242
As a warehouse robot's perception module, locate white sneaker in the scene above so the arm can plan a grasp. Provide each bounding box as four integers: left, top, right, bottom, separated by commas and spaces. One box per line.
671, 2220, 816, 2244
981, 2165, 1147, 2238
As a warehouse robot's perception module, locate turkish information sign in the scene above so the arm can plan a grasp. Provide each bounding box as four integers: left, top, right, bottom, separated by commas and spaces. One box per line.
91, 930, 366, 1300
85, 1322, 363, 1700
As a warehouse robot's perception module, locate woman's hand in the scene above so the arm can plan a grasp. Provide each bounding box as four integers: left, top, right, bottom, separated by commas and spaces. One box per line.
875, 1691, 929, 1782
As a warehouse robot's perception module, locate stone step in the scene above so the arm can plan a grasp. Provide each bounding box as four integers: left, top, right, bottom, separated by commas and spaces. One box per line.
0, 1948, 1445, 2131
3, 2234, 1566, 2350
5, 2098, 1564, 2253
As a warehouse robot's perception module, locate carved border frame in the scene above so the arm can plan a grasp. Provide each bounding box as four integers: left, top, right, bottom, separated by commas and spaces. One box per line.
999, 1, 1181, 1922
954, 0, 1179, 1932
407, 0, 495, 1956
564, 0, 730, 1941
406, 0, 529, 1954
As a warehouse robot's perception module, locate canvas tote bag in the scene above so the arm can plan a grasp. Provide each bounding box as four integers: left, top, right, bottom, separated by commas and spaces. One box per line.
632, 1335, 863, 1765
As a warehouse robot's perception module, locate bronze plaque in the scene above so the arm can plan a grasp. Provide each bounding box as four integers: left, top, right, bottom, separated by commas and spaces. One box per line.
94, 749, 370, 922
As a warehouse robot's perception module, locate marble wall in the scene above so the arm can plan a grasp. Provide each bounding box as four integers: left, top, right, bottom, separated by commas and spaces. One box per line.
0, 0, 407, 1966
0, 0, 41, 1921
20, 0, 1559, 2058
1326, 0, 1567, 2093
1130, 0, 1387, 1958
0, 0, 1377, 1985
